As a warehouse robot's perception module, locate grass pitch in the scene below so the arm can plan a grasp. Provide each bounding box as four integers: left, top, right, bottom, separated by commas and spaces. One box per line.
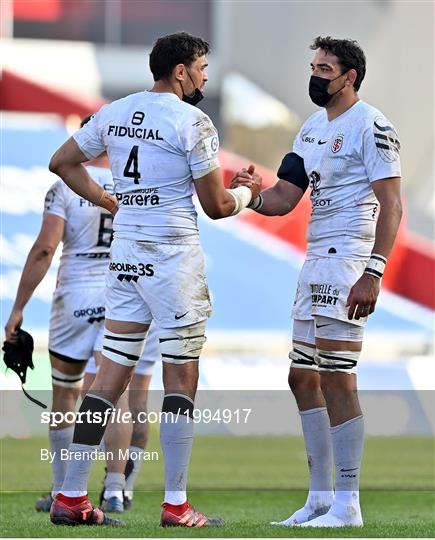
1, 435, 434, 537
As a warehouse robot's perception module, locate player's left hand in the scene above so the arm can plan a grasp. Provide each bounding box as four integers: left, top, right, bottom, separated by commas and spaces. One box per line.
346, 273, 380, 320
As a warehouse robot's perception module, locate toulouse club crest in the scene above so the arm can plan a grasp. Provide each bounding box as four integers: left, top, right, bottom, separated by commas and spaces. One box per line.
331, 133, 344, 153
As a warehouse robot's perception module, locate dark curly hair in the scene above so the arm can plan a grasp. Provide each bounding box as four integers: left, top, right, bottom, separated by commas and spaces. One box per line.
149, 32, 210, 82
310, 36, 366, 91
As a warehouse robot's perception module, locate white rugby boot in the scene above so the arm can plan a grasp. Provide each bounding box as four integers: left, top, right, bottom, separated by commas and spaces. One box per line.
271, 492, 333, 526
300, 503, 363, 528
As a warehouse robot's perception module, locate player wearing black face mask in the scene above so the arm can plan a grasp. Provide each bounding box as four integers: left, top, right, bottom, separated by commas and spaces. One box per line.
47, 30, 262, 529
180, 70, 204, 106
309, 72, 349, 107
231, 36, 402, 530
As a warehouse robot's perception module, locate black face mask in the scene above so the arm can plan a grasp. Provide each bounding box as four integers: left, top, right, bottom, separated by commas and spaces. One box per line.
180, 70, 204, 106
309, 73, 347, 107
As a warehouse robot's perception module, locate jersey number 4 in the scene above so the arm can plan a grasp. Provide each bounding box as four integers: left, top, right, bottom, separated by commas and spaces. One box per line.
123, 145, 141, 184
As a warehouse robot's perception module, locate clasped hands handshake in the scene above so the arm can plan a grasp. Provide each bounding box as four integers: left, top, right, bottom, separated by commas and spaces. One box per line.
230, 164, 262, 201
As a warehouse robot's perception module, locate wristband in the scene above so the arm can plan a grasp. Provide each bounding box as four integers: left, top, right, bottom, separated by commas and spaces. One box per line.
247, 194, 264, 211
226, 186, 252, 216
97, 190, 118, 214
364, 254, 387, 279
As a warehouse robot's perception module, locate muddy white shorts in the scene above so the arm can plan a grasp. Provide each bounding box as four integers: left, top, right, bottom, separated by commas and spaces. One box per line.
105, 239, 211, 329
292, 257, 368, 327
85, 320, 159, 376
49, 285, 106, 362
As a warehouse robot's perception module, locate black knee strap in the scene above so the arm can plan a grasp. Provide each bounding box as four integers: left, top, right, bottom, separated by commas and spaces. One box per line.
162, 394, 194, 419
73, 394, 114, 445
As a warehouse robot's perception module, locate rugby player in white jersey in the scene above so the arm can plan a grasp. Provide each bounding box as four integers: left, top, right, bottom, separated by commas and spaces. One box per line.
48, 32, 261, 527
4, 129, 156, 518
233, 37, 402, 528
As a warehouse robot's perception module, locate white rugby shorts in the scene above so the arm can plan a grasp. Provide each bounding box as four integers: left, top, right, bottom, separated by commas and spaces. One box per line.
49, 286, 106, 361
105, 239, 211, 328
292, 257, 368, 326
85, 320, 159, 376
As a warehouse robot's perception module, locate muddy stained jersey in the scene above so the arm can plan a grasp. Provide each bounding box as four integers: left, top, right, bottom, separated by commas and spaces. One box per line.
280, 100, 401, 259
73, 92, 220, 244
44, 166, 114, 287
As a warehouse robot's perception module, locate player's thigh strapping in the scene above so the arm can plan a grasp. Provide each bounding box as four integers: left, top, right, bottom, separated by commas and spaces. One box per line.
290, 257, 367, 374
86, 320, 159, 376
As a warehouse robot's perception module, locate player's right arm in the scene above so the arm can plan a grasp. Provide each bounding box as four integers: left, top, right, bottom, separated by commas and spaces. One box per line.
4, 213, 64, 343
184, 112, 261, 218
194, 164, 261, 219
49, 138, 117, 215
252, 180, 305, 216
230, 151, 308, 216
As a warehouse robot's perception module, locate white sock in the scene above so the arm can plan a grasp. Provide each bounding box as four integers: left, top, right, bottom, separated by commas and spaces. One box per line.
49, 426, 74, 497
331, 415, 364, 511
160, 394, 194, 505
60, 442, 97, 497
124, 445, 144, 498
300, 407, 334, 509
104, 472, 125, 502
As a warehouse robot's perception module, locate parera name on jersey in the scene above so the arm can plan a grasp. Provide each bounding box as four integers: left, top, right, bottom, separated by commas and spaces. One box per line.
116, 187, 160, 206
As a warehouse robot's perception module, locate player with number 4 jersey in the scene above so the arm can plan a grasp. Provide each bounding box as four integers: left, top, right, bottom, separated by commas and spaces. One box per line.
48, 31, 261, 527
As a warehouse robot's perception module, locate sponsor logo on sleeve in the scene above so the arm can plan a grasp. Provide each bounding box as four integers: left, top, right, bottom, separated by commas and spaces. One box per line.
203, 135, 219, 158
44, 188, 56, 211
373, 117, 400, 163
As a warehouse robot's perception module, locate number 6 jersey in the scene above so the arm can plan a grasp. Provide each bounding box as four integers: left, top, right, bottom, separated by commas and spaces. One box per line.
44, 166, 114, 287
73, 92, 220, 245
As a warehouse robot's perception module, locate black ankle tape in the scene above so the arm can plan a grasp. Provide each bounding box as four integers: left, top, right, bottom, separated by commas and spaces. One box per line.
162, 394, 194, 418
73, 395, 114, 445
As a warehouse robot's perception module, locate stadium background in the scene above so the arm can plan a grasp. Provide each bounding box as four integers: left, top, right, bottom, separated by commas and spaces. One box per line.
0, 1, 434, 537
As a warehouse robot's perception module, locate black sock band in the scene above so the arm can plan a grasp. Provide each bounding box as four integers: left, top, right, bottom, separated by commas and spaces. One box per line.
162, 394, 194, 419
72, 394, 114, 445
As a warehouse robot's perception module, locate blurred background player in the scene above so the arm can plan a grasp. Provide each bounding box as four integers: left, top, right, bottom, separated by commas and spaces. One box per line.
233, 36, 402, 528
83, 322, 157, 512
4, 120, 113, 511
3, 116, 155, 516
48, 31, 261, 527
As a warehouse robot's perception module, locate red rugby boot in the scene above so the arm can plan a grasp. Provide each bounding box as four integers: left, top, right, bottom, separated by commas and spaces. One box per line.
50, 493, 122, 526
160, 501, 225, 528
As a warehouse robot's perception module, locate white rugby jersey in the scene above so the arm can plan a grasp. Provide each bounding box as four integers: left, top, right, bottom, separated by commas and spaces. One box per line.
293, 100, 401, 259
73, 92, 220, 244
44, 166, 114, 287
